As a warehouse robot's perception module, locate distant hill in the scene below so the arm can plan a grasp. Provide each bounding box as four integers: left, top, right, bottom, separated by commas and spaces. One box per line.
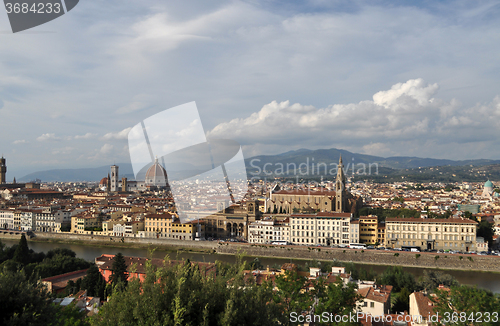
18, 148, 500, 182
245, 148, 500, 180
19, 164, 135, 182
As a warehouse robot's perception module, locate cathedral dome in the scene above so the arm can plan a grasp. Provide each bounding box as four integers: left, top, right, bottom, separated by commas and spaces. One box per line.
485, 180, 493, 188
145, 158, 168, 187
99, 177, 108, 186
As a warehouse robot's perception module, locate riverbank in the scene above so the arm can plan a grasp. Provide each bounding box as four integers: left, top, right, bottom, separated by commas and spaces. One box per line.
2, 232, 500, 273
216, 242, 500, 273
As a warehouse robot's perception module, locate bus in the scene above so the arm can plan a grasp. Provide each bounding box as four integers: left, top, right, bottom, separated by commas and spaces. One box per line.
349, 243, 366, 249
271, 241, 291, 245
401, 246, 421, 252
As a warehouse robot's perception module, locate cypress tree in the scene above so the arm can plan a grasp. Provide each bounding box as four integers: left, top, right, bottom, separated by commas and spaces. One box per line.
13, 234, 30, 265
110, 253, 128, 287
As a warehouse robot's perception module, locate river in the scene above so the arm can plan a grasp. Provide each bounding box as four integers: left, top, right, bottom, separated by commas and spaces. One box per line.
2, 238, 499, 293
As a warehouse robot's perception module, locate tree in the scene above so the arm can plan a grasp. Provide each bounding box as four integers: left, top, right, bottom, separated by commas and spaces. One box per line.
13, 234, 30, 265
81, 265, 106, 298
91, 259, 282, 326
272, 270, 312, 325
314, 278, 361, 326
249, 258, 263, 270
377, 266, 416, 293
418, 270, 458, 293
477, 221, 494, 248
432, 285, 500, 326
392, 287, 411, 312
46, 248, 76, 259
110, 253, 128, 288
0, 268, 57, 325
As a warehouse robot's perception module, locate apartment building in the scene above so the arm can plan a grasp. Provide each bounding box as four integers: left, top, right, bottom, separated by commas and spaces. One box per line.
385, 217, 478, 251
15, 209, 34, 231
144, 213, 174, 238
359, 215, 378, 245
290, 212, 353, 246
0, 209, 14, 229
248, 218, 290, 244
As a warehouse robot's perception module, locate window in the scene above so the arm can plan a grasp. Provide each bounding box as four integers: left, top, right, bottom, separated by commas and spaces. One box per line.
370, 302, 375, 308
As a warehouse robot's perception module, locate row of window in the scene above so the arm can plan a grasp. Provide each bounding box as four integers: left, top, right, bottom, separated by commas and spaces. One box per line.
388, 233, 474, 241
388, 225, 474, 233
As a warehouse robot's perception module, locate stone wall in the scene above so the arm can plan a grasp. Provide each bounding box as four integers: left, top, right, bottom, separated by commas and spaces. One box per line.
3, 232, 499, 272
216, 243, 500, 272
21, 232, 218, 250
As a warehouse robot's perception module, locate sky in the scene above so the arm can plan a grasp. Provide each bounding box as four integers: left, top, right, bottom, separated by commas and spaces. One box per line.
1, 0, 500, 178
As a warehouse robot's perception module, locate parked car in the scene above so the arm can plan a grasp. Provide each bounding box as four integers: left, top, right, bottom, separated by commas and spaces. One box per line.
367, 245, 375, 249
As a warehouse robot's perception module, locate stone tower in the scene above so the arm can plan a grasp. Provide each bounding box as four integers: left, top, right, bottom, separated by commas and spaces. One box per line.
110, 165, 119, 192
0, 157, 6, 184
335, 155, 346, 213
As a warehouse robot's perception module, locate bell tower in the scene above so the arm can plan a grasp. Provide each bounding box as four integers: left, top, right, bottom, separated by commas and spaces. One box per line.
335, 155, 346, 213
0, 156, 6, 184
110, 165, 119, 192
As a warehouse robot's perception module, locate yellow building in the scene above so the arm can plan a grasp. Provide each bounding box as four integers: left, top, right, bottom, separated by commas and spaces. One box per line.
171, 220, 205, 240
359, 215, 378, 245
144, 213, 173, 238
71, 214, 101, 234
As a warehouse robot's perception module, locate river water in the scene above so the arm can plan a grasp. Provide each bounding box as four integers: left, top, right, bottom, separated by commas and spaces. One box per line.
2, 239, 499, 293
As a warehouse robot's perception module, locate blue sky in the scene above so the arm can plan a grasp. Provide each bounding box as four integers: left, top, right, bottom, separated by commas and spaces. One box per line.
1, 0, 500, 178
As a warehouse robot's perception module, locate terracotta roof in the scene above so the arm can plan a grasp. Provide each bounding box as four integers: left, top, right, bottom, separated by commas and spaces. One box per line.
412, 291, 435, 317
291, 212, 352, 218
357, 285, 392, 304
96, 254, 216, 277
386, 217, 477, 224
273, 189, 336, 196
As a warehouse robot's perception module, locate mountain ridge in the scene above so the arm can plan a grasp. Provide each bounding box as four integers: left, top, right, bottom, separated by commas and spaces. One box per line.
18, 148, 500, 182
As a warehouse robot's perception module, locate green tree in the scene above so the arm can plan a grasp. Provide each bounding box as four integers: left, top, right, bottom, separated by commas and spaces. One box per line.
377, 266, 416, 293
392, 287, 411, 313
12, 234, 30, 265
91, 259, 282, 326
0, 268, 57, 325
432, 285, 500, 326
249, 257, 263, 270
418, 270, 459, 293
477, 221, 494, 248
109, 253, 128, 288
314, 278, 361, 326
272, 270, 311, 325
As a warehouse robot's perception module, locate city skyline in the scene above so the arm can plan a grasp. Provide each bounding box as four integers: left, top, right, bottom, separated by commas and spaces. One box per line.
1, 1, 500, 178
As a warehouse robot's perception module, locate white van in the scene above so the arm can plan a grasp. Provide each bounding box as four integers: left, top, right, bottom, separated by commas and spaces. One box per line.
410, 248, 420, 252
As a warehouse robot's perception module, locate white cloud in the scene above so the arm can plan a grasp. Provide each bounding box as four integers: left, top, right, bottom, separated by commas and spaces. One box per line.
52, 147, 74, 155
208, 79, 500, 158
100, 144, 114, 154
372, 79, 439, 109
36, 133, 61, 142
12, 139, 27, 144
74, 133, 97, 140
102, 127, 132, 140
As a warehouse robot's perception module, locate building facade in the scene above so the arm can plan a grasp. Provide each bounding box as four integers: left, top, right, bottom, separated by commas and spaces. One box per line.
359, 215, 378, 245
290, 212, 353, 246
385, 217, 478, 251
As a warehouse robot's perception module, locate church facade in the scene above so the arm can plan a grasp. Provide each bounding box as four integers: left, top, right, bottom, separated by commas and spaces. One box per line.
266, 156, 362, 214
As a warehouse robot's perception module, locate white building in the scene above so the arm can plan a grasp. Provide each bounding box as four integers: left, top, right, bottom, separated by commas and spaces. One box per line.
15, 209, 34, 231
356, 284, 392, 316
290, 212, 353, 246
34, 207, 72, 233
248, 219, 290, 244
350, 220, 359, 243
0, 209, 15, 229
